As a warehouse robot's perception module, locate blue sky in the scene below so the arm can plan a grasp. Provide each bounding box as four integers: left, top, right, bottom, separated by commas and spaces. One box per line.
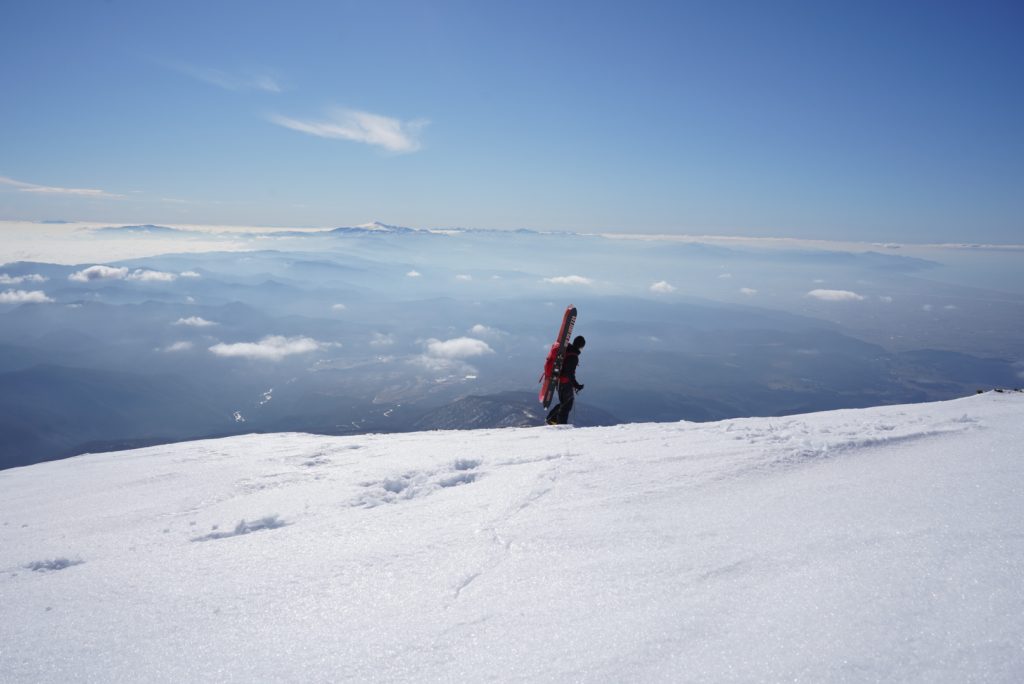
1, 0, 1021, 242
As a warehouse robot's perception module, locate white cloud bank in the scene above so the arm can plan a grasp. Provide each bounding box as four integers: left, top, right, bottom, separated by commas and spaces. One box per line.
68, 265, 128, 282
270, 108, 427, 153
174, 316, 217, 327
127, 269, 178, 282
0, 175, 124, 199
807, 289, 865, 302
650, 281, 676, 294
543, 275, 593, 286
425, 337, 494, 359
0, 289, 53, 304
209, 335, 331, 361
68, 266, 180, 283
0, 273, 47, 285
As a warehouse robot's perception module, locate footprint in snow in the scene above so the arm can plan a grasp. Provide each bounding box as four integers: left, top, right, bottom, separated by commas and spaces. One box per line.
25, 558, 84, 572
190, 515, 289, 542
354, 459, 483, 507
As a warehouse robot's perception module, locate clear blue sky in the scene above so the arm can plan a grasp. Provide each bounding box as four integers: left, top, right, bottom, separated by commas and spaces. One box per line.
1, 0, 1021, 242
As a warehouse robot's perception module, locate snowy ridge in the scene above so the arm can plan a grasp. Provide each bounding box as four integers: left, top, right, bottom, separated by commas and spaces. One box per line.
1, 393, 1022, 682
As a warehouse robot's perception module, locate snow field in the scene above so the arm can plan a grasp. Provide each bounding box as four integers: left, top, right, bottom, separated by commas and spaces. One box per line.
1, 392, 1022, 682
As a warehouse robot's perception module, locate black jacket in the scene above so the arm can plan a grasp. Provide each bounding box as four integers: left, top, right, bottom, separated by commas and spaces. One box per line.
559, 344, 582, 389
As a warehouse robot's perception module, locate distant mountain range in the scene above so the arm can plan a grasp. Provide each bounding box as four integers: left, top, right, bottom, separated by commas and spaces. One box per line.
92, 224, 193, 236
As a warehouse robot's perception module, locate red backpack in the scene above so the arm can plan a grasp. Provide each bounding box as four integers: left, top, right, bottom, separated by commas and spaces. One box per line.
542, 342, 560, 380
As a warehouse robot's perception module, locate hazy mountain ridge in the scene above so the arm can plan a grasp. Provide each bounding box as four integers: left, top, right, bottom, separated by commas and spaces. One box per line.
2, 228, 1022, 469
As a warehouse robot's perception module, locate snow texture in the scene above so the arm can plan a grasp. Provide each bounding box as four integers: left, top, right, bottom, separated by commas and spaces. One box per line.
1, 393, 1022, 682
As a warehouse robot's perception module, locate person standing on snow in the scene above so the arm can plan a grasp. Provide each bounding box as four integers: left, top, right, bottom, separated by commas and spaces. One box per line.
546, 335, 585, 425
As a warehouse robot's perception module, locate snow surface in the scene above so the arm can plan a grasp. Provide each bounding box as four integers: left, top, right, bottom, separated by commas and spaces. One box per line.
2, 393, 1022, 682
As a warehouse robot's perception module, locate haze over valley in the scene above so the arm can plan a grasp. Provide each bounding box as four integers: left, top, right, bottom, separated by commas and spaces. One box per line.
2, 221, 1021, 469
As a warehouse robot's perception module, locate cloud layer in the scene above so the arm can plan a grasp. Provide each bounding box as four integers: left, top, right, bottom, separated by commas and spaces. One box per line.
270, 108, 427, 153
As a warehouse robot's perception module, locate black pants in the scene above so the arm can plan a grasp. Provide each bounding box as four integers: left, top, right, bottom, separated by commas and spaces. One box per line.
546, 383, 575, 424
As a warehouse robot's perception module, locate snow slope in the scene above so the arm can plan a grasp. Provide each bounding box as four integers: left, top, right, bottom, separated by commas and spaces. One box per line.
2, 393, 1022, 682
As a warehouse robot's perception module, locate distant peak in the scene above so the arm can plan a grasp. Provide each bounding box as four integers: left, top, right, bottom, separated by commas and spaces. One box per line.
357, 221, 412, 232
329, 221, 418, 235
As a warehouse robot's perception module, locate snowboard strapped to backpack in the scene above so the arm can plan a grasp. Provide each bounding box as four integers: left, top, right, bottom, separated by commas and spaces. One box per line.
538, 304, 577, 409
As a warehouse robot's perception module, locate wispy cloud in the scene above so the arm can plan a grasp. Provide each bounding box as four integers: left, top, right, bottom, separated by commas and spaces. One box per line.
270, 108, 428, 153
209, 335, 332, 361
469, 324, 506, 337
0, 176, 123, 199
740, 288, 758, 296
0, 289, 53, 304
170, 63, 282, 93
807, 289, 865, 302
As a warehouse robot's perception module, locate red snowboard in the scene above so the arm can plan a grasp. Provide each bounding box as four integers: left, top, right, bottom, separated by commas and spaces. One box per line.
538, 304, 577, 409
